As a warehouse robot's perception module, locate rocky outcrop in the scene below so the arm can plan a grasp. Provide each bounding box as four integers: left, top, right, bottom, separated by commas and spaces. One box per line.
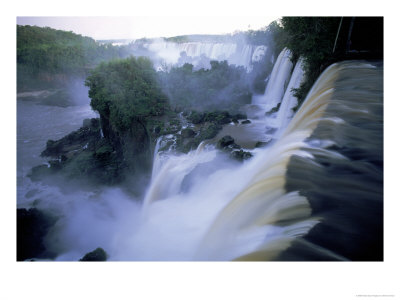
216, 135, 253, 162
30, 118, 124, 186
79, 247, 108, 261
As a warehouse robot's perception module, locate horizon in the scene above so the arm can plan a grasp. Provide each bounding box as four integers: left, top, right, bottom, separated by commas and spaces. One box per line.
17, 16, 280, 40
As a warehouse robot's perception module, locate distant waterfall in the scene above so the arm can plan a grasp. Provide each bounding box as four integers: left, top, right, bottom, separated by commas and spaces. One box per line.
139, 40, 267, 70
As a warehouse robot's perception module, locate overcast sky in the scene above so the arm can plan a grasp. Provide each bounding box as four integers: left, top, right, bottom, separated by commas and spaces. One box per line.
17, 16, 279, 40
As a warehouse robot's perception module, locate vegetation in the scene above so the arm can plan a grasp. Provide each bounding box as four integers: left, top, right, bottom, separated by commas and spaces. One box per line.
275, 17, 382, 105
278, 17, 342, 103
86, 56, 170, 132
17, 25, 130, 77
158, 60, 251, 112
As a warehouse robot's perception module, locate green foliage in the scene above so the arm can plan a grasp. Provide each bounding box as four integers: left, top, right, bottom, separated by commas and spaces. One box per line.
85, 56, 169, 132
158, 61, 251, 112
17, 25, 130, 76
274, 17, 342, 104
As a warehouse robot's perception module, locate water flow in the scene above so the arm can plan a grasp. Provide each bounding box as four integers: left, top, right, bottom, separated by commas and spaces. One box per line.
141, 40, 261, 70
273, 58, 306, 137
252, 48, 293, 112
24, 55, 381, 261
129, 63, 343, 261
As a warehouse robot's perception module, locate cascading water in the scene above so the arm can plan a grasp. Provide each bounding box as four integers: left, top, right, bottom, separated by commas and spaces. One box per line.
124, 60, 382, 261
139, 40, 267, 71
24, 60, 382, 262
240, 49, 303, 145
252, 48, 293, 112
272, 58, 306, 137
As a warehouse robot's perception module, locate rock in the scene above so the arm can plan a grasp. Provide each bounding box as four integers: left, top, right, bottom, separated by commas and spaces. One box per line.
266, 103, 281, 115
255, 141, 269, 148
79, 247, 108, 261
230, 150, 253, 161
182, 140, 200, 153
28, 164, 52, 181
181, 128, 196, 138
241, 119, 251, 124
204, 111, 231, 125
234, 113, 247, 120
154, 125, 161, 134
82, 118, 92, 128
17, 208, 58, 261
82, 118, 100, 129
226, 143, 241, 150
200, 123, 222, 140
217, 135, 235, 149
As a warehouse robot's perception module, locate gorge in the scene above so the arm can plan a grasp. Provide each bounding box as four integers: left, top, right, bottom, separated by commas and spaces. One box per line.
16, 18, 383, 262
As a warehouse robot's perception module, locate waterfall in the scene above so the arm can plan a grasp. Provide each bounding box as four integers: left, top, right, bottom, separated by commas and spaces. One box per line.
273, 58, 306, 136
123, 60, 382, 261
37, 60, 382, 262
143, 142, 212, 210
251, 45, 268, 62
252, 48, 293, 112
194, 62, 339, 260
150, 137, 163, 181
139, 40, 263, 70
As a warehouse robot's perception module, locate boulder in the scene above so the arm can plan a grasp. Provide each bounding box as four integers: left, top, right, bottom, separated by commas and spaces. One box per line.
230, 150, 253, 161
241, 119, 251, 124
217, 135, 235, 149
17, 208, 57, 261
255, 141, 269, 148
79, 247, 108, 261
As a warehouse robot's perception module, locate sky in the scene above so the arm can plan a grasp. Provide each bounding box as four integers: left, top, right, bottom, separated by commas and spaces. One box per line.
16, 16, 280, 40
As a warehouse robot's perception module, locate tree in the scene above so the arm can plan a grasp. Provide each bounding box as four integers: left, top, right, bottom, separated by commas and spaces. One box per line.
85, 56, 169, 132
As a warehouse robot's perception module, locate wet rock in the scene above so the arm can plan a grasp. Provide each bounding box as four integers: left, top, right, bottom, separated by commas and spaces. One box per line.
79, 247, 108, 261
200, 123, 222, 140
28, 164, 52, 181
181, 128, 196, 138
241, 119, 251, 124
255, 141, 269, 148
217, 135, 235, 149
17, 208, 58, 261
204, 111, 231, 125
266, 103, 281, 115
230, 150, 253, 161
234, 113, 247, 120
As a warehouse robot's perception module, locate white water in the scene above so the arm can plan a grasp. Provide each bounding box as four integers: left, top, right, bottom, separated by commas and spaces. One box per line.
17, 58, 382, 261
252, 48, 293, 112
140, 39, 266, 70
272, 58, 306, 136
128, 62, 342, 261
